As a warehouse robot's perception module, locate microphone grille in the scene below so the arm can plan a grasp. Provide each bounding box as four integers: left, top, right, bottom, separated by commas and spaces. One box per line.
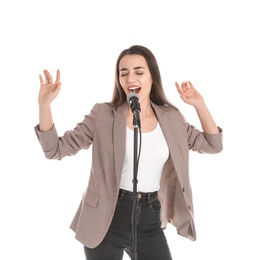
127, 92, 139, 103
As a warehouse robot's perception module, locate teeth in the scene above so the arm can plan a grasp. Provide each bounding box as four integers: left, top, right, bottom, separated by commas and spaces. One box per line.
129, 88, 141, 94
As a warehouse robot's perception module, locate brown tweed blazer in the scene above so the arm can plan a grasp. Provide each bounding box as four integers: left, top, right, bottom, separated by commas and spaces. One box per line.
35, 101, 223, 248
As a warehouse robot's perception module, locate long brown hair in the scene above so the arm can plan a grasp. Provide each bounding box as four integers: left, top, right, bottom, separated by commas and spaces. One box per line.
111, 45, 173, 108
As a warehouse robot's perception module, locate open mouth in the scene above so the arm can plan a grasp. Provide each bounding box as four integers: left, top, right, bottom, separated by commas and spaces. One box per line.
128, 86, 141, 94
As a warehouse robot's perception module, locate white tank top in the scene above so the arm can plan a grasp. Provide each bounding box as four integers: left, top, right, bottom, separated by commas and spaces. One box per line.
120, 123, 169, 192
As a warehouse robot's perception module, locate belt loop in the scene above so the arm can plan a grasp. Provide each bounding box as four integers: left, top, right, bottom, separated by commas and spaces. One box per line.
118, 189, 125, 201
147, 193, 151, 205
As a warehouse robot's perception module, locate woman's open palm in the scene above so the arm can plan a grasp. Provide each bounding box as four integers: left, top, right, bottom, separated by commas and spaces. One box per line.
175, 81, 204, 107
38, 70, 61, 105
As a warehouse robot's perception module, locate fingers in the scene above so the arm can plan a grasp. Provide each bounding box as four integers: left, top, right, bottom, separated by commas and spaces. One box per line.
55, 69, 61, 84
39, 74, 44, 86
175, 82, 182, 94
39, 70, 61, 85
181, 82, 190, 92
188, 81, 195, 89
176, 81, 194, 93
44, 70, 53, 84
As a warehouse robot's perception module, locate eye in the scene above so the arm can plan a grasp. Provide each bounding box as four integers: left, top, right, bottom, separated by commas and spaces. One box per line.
120, 73, 128, 77
136, 72, 143, 75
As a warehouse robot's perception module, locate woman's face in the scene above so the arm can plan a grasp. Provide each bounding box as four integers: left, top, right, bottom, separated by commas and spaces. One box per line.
119, 54, 153, 104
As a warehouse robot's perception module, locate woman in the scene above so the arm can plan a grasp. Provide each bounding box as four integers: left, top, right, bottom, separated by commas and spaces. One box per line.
35, 45, 223, 260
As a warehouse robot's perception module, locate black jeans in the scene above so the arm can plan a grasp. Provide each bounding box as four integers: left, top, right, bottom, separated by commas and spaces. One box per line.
84, 189, 172, 260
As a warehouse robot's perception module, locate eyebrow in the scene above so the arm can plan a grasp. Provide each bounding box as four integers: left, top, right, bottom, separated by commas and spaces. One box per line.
119, 66, 146, 72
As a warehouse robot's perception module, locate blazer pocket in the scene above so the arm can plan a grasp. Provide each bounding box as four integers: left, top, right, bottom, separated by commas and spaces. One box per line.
84, 190, 99, 208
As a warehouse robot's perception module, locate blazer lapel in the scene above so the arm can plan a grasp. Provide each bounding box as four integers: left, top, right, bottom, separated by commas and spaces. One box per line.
113, 103, 127, 184
151, 103, 186, 176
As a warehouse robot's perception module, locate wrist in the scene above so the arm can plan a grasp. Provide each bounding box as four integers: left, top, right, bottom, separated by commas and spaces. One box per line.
194, 101, 206, 111
39, 102, 51, 110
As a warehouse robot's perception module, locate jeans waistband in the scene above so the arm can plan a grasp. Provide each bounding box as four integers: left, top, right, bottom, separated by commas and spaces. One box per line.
118, 188, 158, 202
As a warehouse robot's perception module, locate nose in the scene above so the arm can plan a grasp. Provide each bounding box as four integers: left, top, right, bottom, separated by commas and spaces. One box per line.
127, 74, 136, 83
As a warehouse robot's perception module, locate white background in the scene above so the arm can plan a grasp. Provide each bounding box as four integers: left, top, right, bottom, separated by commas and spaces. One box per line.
1, 0, 256, 259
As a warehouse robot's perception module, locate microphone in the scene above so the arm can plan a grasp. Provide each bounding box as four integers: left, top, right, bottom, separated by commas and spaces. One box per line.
127, 92, 141, 114
127, 92, 141, 128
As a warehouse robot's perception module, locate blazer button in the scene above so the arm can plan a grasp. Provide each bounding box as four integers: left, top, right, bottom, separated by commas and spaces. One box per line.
182, 187, 185, 192
188, 205, 191, 210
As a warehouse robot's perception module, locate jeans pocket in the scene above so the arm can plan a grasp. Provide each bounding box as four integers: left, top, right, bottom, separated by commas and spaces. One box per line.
150, 197, 161, 213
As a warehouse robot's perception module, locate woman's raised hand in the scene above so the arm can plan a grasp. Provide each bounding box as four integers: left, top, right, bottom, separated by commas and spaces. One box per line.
38, 70, 61, 106
175, 81, 204, 108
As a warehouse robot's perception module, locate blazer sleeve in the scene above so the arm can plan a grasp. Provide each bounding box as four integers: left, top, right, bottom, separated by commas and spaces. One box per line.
179, 110, 223, 154
34, 103, 100, 160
